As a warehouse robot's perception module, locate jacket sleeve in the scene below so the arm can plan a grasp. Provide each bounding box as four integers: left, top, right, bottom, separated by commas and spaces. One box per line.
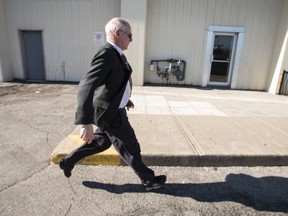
74, 48, 112, 125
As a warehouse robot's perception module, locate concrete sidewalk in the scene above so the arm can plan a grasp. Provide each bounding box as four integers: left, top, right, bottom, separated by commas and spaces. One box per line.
50, 86, 288, 166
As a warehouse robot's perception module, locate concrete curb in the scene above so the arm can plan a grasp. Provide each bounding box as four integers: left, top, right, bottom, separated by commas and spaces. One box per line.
50, 127, 121, 166
141, 155, 288, 167
51, 126, 288, 167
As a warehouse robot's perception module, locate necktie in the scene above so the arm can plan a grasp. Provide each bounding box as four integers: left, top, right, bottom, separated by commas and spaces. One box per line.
121, 54, 128, 63
121, 54, 131, 71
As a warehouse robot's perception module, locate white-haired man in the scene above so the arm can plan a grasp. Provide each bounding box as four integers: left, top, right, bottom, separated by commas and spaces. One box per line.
59, 17, 166, 191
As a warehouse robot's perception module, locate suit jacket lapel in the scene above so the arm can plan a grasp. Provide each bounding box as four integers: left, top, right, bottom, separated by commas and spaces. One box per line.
105, 42, 132, 73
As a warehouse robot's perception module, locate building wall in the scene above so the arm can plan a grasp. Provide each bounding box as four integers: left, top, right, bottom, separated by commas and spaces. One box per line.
145, 0, 283, 90
3, 0, 120, 81
0, 0, 12, 81
268, 0, 288, 93
1, 0, 287, 92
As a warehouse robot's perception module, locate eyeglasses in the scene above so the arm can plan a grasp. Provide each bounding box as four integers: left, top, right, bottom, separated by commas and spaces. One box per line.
120, 30, 132, 39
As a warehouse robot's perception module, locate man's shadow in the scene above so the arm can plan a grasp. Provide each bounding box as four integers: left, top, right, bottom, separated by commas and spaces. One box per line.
83, 173, 288, 213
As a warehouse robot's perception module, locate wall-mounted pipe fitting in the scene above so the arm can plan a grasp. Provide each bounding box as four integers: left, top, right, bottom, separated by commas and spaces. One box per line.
150, 58, 186, 81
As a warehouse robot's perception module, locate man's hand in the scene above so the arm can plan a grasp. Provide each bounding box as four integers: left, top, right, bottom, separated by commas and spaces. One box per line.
126, 99, 134, 111
80, 124, 94, 144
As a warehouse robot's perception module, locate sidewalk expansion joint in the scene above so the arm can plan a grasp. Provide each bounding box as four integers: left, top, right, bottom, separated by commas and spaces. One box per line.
171, 111, 204, 156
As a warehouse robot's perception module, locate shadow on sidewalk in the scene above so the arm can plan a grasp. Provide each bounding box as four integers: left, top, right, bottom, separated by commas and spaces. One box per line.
83, 173, 288, 213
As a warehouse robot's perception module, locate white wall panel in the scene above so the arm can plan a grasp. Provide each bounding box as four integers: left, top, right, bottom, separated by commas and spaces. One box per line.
268, 0, 288, 93
0, 0, 12, 81
4, 0, 120, 81
145, 0, 284, 90
121, 0, 147, 86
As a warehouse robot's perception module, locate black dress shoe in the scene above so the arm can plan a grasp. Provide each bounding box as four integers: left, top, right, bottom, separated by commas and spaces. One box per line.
142, 175, 166, 191
59, 159, 74, 178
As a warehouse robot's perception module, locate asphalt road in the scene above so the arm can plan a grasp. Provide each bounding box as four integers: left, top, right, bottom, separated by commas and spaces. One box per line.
0, 82, 288, 216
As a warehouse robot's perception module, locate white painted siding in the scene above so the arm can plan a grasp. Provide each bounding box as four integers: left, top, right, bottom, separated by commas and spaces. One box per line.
0, 0, 12, 81
145, 0, 283, 90
3, 0, 120, 81
2, 0, 286, 91
268, 0, 288, 92
121, 0, 147, 86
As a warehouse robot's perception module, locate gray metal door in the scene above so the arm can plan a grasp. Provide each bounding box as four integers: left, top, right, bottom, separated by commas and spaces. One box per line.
22, 31, 45, 80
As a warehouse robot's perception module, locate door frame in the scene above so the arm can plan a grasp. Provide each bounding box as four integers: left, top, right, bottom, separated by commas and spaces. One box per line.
209, 33, 236, 86
202, 26, 245, 88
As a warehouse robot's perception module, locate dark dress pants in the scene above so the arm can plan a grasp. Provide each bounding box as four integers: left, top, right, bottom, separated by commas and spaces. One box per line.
65, 108, 155, 182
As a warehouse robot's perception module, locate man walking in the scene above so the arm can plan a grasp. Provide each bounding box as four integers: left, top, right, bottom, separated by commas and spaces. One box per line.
59, 17, 166, 191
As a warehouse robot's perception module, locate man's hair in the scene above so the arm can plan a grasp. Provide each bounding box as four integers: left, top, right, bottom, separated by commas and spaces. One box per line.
105, 17, 129, 35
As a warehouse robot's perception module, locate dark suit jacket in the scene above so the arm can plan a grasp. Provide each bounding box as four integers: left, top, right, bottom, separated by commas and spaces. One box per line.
75, 43, 132, 129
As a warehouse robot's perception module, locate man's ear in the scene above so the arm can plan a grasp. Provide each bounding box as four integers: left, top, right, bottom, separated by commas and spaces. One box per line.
115, 29, 120, 37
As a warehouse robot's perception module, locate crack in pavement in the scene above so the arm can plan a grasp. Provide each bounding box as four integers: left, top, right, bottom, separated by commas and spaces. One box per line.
64, 204, 72, 216
0, 162, 50, 193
